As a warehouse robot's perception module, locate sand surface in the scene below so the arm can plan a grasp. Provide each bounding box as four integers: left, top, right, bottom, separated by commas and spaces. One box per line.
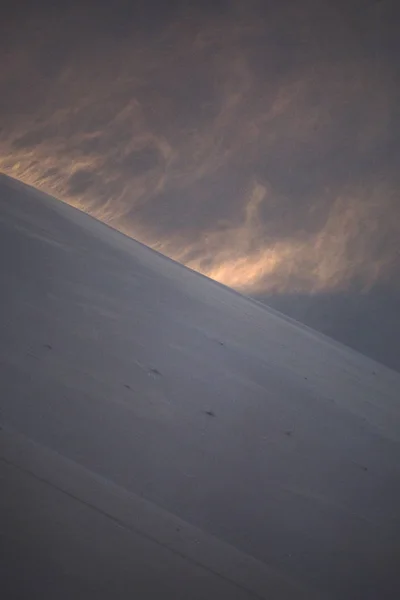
1, 174, 399, 598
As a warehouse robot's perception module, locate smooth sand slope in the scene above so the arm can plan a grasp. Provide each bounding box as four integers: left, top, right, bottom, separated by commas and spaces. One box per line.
1, 174, 399, 599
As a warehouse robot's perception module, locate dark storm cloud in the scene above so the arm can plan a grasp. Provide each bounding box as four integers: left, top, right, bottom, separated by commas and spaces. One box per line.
0, 0, 399, 294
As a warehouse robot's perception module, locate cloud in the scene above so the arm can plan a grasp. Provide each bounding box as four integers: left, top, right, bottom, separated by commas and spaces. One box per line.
0, 0, 399, 295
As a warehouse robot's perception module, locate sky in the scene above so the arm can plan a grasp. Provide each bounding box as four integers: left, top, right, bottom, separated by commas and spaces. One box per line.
1, 0, 399, 365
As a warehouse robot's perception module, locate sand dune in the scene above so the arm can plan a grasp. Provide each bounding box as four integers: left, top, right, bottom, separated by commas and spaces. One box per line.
1, 174, 399, 599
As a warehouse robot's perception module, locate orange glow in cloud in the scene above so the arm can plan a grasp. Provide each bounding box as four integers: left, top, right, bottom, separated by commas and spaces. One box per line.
0, 3, 398, 296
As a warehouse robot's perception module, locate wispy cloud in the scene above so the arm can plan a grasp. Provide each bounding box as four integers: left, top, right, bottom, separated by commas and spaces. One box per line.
1, 1, 399, 294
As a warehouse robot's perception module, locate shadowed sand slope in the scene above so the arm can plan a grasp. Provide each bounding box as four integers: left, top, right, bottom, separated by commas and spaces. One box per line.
1, 174, 400, 599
